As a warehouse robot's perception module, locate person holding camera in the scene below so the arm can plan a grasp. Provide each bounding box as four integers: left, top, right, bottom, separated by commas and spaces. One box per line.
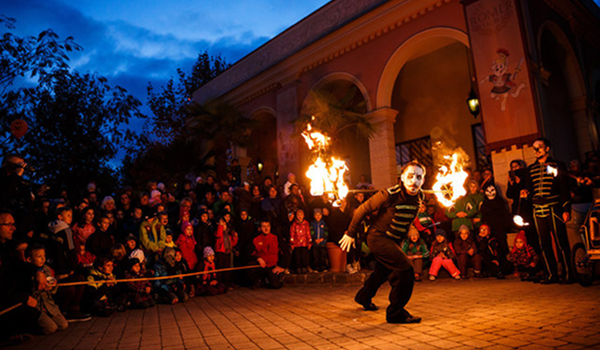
0, 154, 35, 240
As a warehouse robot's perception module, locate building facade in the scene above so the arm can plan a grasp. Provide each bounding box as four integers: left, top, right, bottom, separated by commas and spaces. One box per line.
193, 0, 600, 192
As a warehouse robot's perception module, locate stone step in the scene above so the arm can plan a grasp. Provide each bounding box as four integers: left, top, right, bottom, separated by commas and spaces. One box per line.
283, 270, 372, 284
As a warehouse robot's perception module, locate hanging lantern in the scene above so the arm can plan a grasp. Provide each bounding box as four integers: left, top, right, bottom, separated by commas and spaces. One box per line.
10, 119, 28, 139
466, 88, 480, 118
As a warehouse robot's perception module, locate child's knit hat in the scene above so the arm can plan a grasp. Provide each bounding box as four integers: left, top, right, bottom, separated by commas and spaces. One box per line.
407, 226, 420, 239
313, 208, 322, 216
458, 224, 470, 233
435, 229, 447, 238
203, 246, 215, 259
181, 221, 193, 233
129, 248, 146, 263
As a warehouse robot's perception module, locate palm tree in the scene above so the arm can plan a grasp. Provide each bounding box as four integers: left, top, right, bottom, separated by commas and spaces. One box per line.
294, 84, 375, 152
185, 99, 257, 178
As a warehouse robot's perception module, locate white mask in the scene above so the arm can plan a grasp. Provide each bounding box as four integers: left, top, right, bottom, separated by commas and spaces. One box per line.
401, 165, 425, 195
485, 185, 497, 200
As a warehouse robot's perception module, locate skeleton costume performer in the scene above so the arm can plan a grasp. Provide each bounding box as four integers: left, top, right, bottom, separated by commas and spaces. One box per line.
342, 162, 424, 324
525, 140, 571, 283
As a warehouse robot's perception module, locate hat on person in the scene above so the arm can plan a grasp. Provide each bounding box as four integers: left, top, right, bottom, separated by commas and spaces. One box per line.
129, 248, 146, 263
435, 229, 447, 238
458, 225, 470, 233
313, 208, 322, 216
408, 226, 420, 239
181, 221, 193, 233
203, 246, 215, 259
127, 257, 141, 270
124, 233, 137, 243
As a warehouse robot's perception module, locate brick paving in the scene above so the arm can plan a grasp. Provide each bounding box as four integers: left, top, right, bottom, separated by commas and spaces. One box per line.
10, 275, 600, 349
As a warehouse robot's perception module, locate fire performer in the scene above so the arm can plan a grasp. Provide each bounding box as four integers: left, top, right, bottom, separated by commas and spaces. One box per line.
339, 160, 425, 324
523, 138, 572, 284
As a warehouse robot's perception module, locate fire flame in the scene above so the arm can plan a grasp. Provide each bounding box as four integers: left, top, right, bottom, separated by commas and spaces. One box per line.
431, 153, 469, 207
302, 123, 349, 206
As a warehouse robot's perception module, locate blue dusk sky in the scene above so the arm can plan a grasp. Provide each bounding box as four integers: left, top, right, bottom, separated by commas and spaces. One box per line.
3, 0, 331, 117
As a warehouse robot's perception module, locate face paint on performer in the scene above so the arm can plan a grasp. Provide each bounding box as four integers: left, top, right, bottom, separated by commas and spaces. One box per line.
401, 165, 425, 195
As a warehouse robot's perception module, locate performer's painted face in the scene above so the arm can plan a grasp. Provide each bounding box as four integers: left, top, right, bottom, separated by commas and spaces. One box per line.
532, 140, 549, 160
484, 185, 496, 200
401, 165, 425, 195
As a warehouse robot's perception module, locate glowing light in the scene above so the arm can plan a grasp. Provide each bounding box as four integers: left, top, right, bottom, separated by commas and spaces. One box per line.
546, 165, 558, 177
302, 123, 349, 207
513, 215, 530, 227
431, 153, 469, 207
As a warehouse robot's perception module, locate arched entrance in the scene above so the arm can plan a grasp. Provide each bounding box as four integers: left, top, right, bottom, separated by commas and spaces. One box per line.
538, 22, 592, 162
379, 28, 479, 183
301, 73, 372, 187
247, 108, 278, 182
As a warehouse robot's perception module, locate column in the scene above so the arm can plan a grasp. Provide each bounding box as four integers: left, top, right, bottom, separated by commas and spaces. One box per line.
366, 107, 399, 189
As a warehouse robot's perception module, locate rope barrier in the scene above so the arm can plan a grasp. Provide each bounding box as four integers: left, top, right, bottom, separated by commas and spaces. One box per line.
0, 265, 261, 316
0, 302, 23, 317
57, 264, 261, 287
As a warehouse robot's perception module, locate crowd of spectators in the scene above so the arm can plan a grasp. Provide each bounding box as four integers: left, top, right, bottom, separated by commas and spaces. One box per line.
1, 149, 599, 344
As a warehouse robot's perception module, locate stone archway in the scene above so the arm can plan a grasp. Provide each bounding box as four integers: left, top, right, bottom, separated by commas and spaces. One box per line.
373, 27, 475, 186
301, 74, 372, 187
537, 21, 594, 161
377, 27, 470, 109
246, 107, 278, 183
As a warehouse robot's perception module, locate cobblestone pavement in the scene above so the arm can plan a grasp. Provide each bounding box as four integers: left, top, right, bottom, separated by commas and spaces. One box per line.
10, 276, 600, 349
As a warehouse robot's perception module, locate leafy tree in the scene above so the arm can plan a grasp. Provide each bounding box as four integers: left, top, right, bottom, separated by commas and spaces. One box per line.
1, 16, 145, 193
146, 51, 230, 143
1, 15, 83, 155
0, 15, 82, 94
2, 69, 146, 193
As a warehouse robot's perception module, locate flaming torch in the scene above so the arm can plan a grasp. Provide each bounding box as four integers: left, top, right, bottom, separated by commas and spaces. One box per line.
302, 123, 349, 207
429, 152, 469, 207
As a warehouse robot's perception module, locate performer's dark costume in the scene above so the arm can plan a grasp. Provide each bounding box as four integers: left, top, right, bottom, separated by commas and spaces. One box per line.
346, 184, 421, 323
525, 158, 571, 283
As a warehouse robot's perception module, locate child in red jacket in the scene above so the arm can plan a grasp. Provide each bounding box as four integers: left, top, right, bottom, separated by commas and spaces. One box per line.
289, 209, 312, 274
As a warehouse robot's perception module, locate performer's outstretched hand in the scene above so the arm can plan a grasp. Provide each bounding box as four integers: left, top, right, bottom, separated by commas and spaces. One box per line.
339, 233, 355, 252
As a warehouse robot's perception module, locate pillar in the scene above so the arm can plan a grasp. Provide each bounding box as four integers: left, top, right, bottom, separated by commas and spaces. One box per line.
366, 107, 399, 189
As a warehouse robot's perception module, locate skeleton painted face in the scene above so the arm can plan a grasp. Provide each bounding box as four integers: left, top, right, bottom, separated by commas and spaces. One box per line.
401, 165, 425, 195
485, 185, 497, 200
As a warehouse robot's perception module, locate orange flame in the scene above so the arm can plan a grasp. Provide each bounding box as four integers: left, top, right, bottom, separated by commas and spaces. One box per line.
302, 123, 349, 206
432, 153, 469, 207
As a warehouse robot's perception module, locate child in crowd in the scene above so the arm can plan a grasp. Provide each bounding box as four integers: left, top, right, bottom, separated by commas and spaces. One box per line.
76, 242, 95, 273
72, 208, 95, 247
214, 212, 238, 287
27, 244, 68, 334
453, 225, 483, 279
309, 208, 328, 272
413, 204, 436, 248
86, 216, 114, 257
507, 231, 540, 281
84, 256, 128, 316
401, 227, 430, 282
174, 249, 194, 297
475, 224, 505, 279
197, 247, 227, 296
124, 258, 156, 309
176, 222, 198, 271
153, 247, 188, 304
289, 209, 312, 274
164, 233, 177, 249
428, 229, 461, 280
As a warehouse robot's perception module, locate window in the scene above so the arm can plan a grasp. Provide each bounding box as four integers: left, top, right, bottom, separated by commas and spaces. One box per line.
472, 123, 488, 170
395, 136, 434, 185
